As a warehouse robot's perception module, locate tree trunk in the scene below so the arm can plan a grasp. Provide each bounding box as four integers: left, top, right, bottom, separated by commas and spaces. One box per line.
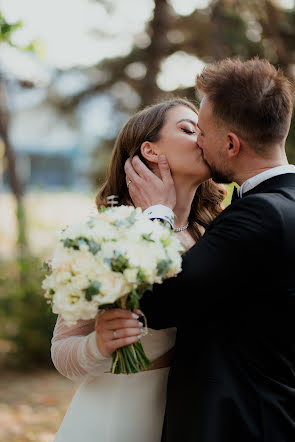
0, 79, 27, 250
139, 0, 173, 107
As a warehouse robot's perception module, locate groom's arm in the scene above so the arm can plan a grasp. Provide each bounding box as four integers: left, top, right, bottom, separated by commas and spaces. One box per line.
124, 156, 280, 329
140, 195, 281, 329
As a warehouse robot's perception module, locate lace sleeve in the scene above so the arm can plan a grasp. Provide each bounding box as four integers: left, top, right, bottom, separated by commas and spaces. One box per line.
51, 315, 112, 382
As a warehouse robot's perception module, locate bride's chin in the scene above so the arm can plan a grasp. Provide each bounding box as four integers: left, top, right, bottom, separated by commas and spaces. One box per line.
181, 175, 207, 188
173, 167, 210, 184
191, 165, 211, 180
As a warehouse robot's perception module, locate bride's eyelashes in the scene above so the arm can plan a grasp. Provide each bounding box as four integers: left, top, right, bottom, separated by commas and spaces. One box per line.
181, 127, 196, 134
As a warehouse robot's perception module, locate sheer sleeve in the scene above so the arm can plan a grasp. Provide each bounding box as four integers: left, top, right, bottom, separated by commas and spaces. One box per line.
51, 315, 112, 382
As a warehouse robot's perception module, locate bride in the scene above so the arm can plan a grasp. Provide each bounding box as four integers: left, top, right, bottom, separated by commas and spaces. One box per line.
51, 98, 225, 442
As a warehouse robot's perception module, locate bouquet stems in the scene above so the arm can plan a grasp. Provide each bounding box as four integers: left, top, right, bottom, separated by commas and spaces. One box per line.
110, 296, 151, 374
111, 341, 151, 374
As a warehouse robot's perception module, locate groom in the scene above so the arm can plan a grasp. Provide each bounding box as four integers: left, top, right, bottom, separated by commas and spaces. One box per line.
125, 58, 295, 442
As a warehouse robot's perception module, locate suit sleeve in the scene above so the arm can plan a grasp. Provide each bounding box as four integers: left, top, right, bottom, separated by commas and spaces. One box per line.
140, 195, 282, 329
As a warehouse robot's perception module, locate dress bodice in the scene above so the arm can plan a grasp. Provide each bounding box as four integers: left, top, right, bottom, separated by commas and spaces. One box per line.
141, 327, 176, 362
53, 321, 176, 441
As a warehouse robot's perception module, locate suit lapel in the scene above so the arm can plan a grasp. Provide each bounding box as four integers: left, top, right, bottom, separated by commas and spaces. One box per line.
204, 173, 295, 234
242, 173, 295, 198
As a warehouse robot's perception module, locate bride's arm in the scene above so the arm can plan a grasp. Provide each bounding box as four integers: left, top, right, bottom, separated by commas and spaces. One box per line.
51, 315, 111, 382
51, 310, 142, 382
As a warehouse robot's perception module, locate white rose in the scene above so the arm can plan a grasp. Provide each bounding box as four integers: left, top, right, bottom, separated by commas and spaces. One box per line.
90, 219, 119, 241
94, 273, 130, 305
70, 250, 97, 274
100, 241, 119, 260
42, 274, 55, 292
124, 268, 138, 284
69, 274, 90, 290
52, 287, 99, 324
55, 271, 72, 284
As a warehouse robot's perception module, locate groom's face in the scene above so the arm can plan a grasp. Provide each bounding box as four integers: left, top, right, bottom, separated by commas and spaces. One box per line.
197, 96, 234, 184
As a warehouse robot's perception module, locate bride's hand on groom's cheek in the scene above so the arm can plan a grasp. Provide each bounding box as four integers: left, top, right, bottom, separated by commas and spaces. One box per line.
124, 155, 176, 211
94, 309, 144, 358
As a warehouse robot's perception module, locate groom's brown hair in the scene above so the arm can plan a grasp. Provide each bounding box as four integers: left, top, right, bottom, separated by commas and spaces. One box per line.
196, 57, 294, 152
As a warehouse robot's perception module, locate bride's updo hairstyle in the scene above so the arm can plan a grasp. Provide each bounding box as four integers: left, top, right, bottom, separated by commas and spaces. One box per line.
96, 98, 226, 241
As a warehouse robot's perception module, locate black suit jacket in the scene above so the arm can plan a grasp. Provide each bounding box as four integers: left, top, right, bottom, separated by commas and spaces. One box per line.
141, 173, 295, 442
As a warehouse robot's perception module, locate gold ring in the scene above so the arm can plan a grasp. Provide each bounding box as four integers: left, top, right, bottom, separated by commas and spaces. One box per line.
113, 330, 117, 339
127, 180, 132, 188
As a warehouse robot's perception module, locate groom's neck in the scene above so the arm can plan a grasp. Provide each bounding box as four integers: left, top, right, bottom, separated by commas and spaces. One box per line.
234, 145, 289, 186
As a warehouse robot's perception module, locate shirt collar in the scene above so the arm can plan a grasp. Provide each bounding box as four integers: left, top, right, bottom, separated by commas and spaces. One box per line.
239, 165, 295, 197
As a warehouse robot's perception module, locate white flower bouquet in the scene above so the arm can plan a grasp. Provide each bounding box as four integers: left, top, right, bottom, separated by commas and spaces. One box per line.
42, 204, 183, 374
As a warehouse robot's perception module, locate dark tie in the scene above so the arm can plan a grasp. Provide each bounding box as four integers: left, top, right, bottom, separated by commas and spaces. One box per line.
231, 186, 240, 203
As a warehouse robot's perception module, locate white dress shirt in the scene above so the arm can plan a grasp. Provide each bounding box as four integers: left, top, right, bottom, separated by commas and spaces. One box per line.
145, 165, 295, 229
238, 164, 295, 197
143, 205, 174, 229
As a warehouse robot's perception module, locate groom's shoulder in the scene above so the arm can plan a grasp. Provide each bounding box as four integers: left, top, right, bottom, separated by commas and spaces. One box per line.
210, 193, 283, 232
223, 192, 280, 218
239, 190, 295, 218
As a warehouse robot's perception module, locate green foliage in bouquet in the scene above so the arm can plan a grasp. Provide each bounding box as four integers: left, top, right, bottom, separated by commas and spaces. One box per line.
0, 256, 56, 369
42, 205, 183, 375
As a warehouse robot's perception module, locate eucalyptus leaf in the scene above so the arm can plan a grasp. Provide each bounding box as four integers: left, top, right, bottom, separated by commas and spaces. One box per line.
137, 268, 146, 283
85, 280, 101, 301
157, 259, 172, 277
63, 238, 79, 250
126, 210, 137, 226
88, 239, 101, 255
141, 233, 155, 242
111, 254, 129, 273
40, 261, 50, 271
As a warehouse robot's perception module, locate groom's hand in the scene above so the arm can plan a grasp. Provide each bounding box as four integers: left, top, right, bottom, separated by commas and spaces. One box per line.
124, 155, 176, 211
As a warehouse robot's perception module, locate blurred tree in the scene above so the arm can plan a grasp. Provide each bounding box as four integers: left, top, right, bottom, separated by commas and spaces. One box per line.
0, 12, 40, 252
51, 0, 295, 184
0, 12, 29, 252
0, 257, 56, 369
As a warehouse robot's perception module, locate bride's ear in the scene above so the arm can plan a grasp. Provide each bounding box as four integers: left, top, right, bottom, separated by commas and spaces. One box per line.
140, 141, 159, 164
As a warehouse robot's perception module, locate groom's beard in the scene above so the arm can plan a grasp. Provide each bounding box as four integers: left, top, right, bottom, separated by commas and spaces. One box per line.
201, 151, 233, 184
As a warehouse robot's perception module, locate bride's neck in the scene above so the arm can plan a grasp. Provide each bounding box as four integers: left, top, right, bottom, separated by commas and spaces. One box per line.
150, 165, 200, 229
172, 176, 199, 229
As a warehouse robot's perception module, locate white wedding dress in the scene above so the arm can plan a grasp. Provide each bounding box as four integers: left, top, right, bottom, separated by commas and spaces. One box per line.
52, 315, 176, 442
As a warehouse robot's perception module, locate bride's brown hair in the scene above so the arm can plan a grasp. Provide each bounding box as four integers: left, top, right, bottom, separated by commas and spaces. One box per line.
96, 98, 226, 241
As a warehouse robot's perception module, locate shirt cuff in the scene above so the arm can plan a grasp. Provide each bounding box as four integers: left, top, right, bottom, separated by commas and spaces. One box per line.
143, 205, 174, 229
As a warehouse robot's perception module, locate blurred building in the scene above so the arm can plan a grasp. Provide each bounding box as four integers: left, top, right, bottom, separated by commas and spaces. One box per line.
1, 67, 112, 192
3, 98, 83, 190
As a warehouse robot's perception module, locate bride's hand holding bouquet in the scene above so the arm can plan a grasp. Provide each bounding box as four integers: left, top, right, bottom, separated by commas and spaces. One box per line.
94, 308, 144, 359
43, 204, 183, 374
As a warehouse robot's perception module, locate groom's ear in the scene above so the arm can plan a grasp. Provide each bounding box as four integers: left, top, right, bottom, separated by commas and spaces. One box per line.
226, 132, 240, 159
140, 141, 159, 164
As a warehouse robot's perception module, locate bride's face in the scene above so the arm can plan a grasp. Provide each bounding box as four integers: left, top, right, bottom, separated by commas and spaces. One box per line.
144, 106, 211, 184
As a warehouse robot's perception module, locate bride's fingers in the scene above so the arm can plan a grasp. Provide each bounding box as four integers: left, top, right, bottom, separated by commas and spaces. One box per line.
104, 318, 143, 330
96, 326, 142, 357
131, 156, 160, 181
105, 327, 142, 341
124, 158, 141, 183
108, 335, 141, 353
95, 309, 143, 357
97, 309, 139, 321
158, 154, 173, 186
